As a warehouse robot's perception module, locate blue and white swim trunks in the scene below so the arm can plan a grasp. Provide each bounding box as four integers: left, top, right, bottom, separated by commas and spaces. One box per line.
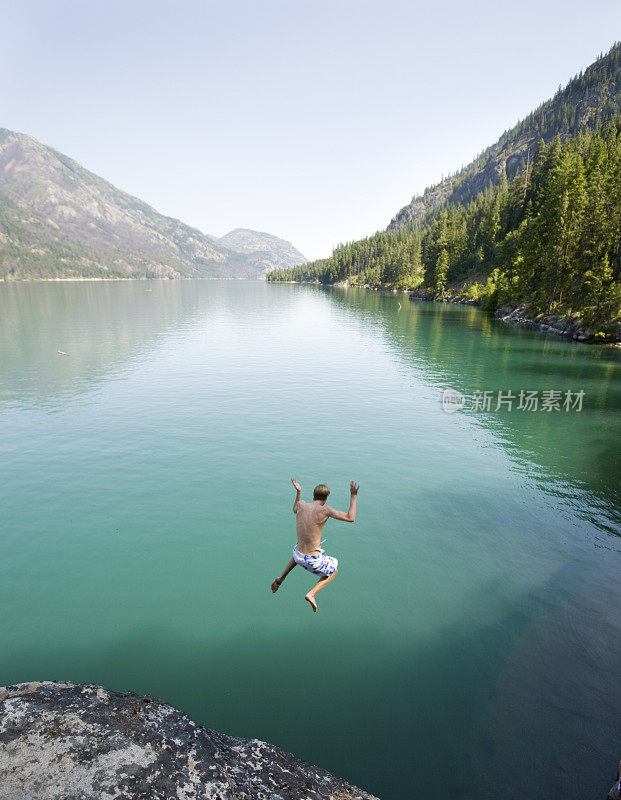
292, 546, 338, 577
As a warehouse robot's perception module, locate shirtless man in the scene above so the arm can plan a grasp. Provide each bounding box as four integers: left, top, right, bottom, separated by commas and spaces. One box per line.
271, 478, 359, 612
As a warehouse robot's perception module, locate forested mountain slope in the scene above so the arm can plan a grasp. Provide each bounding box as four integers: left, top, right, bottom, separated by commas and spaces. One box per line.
389, 42, 620, 229
268, 44, 621, 341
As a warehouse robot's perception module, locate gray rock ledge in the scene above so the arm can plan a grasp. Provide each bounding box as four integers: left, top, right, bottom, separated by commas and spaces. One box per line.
0, 681, 379, 800
493, 304, 620, 344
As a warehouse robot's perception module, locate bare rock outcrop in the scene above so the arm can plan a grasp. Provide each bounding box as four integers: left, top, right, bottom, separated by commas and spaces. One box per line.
0, 681, 379, 800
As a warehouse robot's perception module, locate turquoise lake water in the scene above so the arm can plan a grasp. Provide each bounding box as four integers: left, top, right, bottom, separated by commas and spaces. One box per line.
1, 279, 619, 799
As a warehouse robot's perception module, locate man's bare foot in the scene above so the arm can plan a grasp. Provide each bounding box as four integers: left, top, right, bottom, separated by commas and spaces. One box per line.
271, 577, 283, 593
305, 592, 318, 612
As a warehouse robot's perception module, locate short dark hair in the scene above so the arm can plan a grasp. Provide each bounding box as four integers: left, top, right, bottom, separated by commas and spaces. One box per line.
313, 484, 330, 501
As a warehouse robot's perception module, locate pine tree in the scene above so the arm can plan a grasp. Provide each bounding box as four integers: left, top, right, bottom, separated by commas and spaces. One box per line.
434, 249, 449, 299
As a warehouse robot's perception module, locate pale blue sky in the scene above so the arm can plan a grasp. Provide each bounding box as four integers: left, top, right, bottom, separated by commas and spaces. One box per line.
2, 1, 619, 260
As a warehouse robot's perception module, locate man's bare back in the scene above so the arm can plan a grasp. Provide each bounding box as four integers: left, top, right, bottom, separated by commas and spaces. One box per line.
294, 499, 330, 554
271, 478, 359, 612
294, 492, 356, 554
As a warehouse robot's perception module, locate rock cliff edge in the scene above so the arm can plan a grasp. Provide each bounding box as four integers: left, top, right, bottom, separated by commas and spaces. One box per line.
0, 681, 379, 800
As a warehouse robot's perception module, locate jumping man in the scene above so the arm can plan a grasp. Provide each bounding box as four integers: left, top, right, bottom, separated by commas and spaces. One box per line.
271, 478, 359, 612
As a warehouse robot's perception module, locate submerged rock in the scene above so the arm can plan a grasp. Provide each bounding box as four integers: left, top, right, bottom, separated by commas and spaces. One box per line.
0, 681, 379, 800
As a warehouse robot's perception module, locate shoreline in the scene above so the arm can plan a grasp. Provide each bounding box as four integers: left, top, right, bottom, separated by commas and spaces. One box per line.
490, 303, 620, 347
283, 279, 621, 346
3, 274, 619, 345
0, 276, 138, 282
0, 276, 241, 283
348, 280, 619, 346
407, 289, 620, 345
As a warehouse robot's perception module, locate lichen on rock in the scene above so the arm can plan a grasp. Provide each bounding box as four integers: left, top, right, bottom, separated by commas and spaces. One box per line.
0, 681, 379, 800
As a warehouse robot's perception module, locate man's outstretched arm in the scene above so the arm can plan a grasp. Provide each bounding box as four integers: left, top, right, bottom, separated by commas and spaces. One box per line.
291, 477, 301, 513
325, 481, 359, 522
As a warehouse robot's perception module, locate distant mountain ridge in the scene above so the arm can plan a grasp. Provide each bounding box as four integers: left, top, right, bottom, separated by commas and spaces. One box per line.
389, 42, 620, 230
218, 228, 307, 275
0, 129, 306, 279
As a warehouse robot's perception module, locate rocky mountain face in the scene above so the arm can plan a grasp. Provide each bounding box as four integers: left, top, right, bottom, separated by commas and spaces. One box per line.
218, 228, 307, 278
0, 681, 378, 800
389, 42, 621, 230
0, 129, 306, 280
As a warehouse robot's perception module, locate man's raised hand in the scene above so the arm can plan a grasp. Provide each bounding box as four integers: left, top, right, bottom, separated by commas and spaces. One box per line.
291, 478, 302, 492
350, 481, 359, 495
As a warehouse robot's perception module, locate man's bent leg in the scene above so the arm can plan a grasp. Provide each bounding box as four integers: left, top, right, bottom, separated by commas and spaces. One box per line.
305, 568, 338, 612
271, 558, 296, 593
